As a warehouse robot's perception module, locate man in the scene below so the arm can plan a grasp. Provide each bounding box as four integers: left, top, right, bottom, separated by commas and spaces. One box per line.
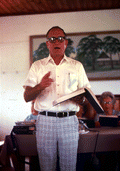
23, 26, 91, 171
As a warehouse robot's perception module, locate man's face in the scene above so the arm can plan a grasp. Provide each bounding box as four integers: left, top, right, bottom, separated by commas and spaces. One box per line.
101, 97, 113, 114
46, 28, 68, 58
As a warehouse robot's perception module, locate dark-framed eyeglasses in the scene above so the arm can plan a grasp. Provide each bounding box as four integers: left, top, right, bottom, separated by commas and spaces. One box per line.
47, 36, 66, 43
102, 101, 113, 104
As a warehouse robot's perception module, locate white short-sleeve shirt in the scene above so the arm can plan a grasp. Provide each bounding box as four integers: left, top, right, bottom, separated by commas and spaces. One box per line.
23, 55, 91, 112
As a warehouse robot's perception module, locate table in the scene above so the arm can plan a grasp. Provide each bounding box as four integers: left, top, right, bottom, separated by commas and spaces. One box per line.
13, 127, 120, 156
78, 127, 120, 153
77, 127, 120, 171
1, 127, 120, 171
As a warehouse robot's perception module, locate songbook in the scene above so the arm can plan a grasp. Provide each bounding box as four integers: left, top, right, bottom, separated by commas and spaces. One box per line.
53, 87, 104, 114
99, 115, 118, 127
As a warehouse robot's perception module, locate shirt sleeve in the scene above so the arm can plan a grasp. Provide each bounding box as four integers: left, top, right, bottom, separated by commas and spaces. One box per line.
23, 63, 38, 88
25, 114, 37, 121
78, 63, 91, 89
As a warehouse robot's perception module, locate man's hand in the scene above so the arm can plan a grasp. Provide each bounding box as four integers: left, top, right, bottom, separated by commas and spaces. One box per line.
24, 71, 53, 102
39, 71, 53, 91
70, 95, 85, 105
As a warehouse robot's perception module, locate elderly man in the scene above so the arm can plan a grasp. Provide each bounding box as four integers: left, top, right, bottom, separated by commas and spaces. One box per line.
23, 26, 91, 171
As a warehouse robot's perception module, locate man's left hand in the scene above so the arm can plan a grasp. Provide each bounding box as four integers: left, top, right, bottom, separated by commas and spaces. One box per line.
70, 95, 85, 105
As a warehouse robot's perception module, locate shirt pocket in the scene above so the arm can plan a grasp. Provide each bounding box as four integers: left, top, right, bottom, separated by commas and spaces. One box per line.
68, 73, 78, 92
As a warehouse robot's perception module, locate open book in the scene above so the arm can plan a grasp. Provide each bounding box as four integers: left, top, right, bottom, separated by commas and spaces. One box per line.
99, 114, 118, 127
53, 87, 104, 114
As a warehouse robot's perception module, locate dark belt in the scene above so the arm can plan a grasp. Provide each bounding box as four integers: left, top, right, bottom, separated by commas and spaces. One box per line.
39, 111, 76, 118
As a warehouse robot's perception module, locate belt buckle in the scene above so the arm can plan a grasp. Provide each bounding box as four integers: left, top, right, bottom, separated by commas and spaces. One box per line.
57, 112, 64, 117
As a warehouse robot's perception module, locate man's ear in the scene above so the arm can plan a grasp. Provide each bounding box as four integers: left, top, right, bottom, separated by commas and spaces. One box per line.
64, 39, 68, 49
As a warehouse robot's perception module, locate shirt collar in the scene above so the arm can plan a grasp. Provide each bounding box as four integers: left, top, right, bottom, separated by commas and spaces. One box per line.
44, 55, 53, 65
44, 54, 69, 65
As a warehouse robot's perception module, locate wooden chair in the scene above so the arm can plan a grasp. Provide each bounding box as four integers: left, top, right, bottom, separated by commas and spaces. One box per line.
0, 141, 15, 171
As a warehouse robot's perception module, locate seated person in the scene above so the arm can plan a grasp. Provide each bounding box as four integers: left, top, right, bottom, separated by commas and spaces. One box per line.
24, 100, 38, 122
94, 91, 120, 127
24, 100, 40, 170
0, 101, 39, 170
94, 91, 120, 171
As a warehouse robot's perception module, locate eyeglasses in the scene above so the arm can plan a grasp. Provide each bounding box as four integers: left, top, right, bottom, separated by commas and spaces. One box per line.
102, 101, 113, 104
47, 36, 66, 43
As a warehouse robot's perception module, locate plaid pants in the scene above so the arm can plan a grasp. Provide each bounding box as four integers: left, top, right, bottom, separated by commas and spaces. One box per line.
36, 114, 79, 171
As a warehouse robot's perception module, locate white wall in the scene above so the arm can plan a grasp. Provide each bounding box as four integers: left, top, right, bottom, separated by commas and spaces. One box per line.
0, 9, 120, 140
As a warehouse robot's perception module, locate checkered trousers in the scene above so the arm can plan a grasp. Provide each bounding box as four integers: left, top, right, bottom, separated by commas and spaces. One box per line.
36, 114, 79, 171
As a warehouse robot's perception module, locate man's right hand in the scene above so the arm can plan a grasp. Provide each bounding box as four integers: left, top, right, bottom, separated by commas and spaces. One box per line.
24, 71, 53, 102
39, 71, 53, 91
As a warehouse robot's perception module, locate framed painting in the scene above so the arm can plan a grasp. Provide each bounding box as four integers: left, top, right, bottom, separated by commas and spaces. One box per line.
30, 30, 120, 81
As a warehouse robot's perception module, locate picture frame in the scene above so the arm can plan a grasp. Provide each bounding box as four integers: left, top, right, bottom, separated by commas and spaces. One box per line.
30, 30, 120, 81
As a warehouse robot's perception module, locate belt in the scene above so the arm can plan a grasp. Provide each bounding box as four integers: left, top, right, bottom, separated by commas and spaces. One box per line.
39, 111, 76, 118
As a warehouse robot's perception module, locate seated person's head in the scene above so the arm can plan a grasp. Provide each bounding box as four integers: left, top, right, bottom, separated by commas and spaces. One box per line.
100, 91, 116, 115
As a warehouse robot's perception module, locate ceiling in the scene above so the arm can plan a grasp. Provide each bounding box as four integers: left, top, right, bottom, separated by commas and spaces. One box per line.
0, 0, 120, 17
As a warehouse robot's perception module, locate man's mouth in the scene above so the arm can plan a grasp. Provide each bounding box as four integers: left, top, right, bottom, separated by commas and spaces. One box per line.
54, 47, 60, 49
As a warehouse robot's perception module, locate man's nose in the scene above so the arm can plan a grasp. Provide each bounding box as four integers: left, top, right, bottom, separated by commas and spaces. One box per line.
55, 39, 59, 44
105, 103, 110, 106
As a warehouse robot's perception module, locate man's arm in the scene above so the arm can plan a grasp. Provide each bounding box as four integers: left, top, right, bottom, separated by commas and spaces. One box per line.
24, 71, 53, 102
24, 85, 42, 102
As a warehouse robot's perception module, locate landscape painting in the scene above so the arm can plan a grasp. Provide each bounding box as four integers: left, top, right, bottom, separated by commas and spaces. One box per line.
30, 30, 120, 80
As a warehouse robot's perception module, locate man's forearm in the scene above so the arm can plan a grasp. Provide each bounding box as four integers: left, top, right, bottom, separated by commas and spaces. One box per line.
24, 71, 53, 102
24, 85, 42, 102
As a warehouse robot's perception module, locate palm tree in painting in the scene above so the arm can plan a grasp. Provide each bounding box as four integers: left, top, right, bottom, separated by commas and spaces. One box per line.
116, 40, 120, 62
65, 38, 75, 57
77, 35, 103, 70
33, 42, 49, 62
103, 36, 120, 69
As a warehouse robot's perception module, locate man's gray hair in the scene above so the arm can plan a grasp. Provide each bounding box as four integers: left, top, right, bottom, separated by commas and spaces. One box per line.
100, 91, 116, 105
46, 26, 66, 38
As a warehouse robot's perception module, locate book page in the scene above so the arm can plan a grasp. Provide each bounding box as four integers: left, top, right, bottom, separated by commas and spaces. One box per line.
53, 88, 85, 106
53, 86, 104, 114
84, 87, 104, 113
99, 115, 118, 118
